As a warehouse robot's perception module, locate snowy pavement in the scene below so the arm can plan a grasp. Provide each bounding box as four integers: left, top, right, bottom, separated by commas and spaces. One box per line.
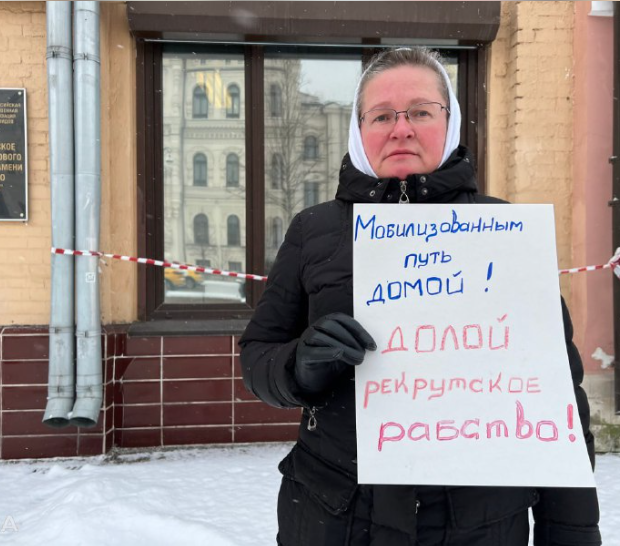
0, 443, 617, 545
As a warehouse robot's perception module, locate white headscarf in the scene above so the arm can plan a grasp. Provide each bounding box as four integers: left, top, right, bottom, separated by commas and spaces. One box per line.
347, 56, 461, 178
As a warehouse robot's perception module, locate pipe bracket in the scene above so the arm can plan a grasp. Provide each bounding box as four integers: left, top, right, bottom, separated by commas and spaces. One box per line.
75, 330, 102, 338
73, 52, 101, 64
49, 326, 74, 334
46, 46, 72, 61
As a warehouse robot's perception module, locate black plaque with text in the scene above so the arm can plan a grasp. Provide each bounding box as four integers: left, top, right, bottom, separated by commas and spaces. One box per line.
0, 88, 27, 221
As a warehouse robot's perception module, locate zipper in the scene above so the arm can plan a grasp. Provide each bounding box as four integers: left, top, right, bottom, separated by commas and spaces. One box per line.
399, 180, 410, 204
307, 406, 318, 431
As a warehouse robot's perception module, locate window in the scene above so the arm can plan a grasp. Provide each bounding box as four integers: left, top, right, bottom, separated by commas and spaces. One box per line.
193, 153, 207, 186
304, 182, 320, 209
192, 85, 208, 118
270, 84, 282, 117
145, 42, 476, 320
272, 217, 283, 248
270, 154, 284, 189
193, 214, 209, 245
197, 259, 211, 268
226, 153, 239, 187
228, 261, 242, 272
303, 136, 318, 160
227, 215, 241, 246
227, 84, 240, 118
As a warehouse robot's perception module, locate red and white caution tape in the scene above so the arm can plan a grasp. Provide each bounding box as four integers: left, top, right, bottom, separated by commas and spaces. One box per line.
558, 248, 620, 279
52, 247, 620, 283
50, 248, 268, 282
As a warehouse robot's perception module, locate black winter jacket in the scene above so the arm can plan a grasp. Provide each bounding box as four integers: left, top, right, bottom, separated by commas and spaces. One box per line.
240, 147, 601, 546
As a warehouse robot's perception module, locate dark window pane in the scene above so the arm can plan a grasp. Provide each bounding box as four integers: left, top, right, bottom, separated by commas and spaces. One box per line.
193, 153, 207, 186
194, 214, 209, 244
227, 215, 240, 246
272, 217, 283, 248
227, 84, 241, 118
192, 85, 208, 118
271, 154, 283, 189
226, 153, 239, 187
303, 136, 318, 160
304, 182, 319, 209
270, 84, 282, 117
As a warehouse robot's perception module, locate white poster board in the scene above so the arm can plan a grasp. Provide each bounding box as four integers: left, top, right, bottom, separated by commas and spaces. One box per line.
353, 204, 595, 487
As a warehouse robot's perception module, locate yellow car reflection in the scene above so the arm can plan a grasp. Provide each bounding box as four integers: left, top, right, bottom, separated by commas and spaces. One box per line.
164, 268, 204, 290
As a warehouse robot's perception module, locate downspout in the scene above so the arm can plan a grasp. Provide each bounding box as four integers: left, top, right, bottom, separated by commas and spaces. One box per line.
70, 1, 102, 427
44, 1, 75, 428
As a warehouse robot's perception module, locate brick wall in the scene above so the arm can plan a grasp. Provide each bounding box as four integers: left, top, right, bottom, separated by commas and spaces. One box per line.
0, 2, 50, 325
0, 327, 300, 459
488, 1, 575, 296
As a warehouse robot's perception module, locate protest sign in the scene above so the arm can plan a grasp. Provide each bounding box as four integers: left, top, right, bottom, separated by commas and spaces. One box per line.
353, 204, 595, 487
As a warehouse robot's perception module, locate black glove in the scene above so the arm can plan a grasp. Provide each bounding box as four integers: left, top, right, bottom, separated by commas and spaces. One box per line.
295, 313, 376, 395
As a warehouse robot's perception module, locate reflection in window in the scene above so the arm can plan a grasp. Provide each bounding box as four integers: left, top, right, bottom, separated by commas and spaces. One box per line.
270, 84, 282, 117
272, 217, 283, 248
226, 154, 239, 187
163, 51, 247, 306
227, 84, 240, 118
227, 215, 240, 246
194, 214, 209, 245
193, 153, 207, 186
304, 182, 319, 209
192, 85, 208, 118
271, 154, 284, 189
303, 136, 318, 160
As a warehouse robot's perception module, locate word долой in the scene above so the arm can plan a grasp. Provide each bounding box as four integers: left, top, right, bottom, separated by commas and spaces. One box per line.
377, 401, 577, 451
380, 316, 510, 355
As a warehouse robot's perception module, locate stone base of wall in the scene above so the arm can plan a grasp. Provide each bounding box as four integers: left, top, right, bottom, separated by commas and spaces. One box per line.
0, 325, 299, 460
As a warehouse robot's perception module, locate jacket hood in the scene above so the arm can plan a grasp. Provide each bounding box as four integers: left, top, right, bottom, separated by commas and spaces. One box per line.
335, 145, 479, 205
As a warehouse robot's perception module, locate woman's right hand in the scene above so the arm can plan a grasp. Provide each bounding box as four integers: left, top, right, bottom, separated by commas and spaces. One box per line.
295, 313, 376, 395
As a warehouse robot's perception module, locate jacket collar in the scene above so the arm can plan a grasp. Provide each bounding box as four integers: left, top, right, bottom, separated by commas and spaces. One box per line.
335, 146, 479, 205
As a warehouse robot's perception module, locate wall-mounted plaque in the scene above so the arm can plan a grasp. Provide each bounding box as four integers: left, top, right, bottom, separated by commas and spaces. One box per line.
0, 88, 27, 221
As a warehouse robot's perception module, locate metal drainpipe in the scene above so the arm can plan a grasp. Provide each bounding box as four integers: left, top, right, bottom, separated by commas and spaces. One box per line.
70, 1, 102, 427
44, 1, 75, 428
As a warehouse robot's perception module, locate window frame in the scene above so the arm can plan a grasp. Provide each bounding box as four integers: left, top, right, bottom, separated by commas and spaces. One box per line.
137, 41, 487, 321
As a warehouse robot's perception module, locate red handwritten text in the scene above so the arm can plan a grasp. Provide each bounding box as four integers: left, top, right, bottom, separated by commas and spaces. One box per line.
363, 372, 541, 408
381, 315, 510, 354
377, 401, 569, 451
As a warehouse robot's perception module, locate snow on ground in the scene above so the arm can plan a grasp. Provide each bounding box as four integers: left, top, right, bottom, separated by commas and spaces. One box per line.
0, 443, 617, 545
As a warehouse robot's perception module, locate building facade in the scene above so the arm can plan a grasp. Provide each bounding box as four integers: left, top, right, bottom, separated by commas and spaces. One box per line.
0, 1, 617, 459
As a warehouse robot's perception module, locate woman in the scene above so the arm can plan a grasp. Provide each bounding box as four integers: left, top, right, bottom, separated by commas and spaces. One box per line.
239, 48, 601, 546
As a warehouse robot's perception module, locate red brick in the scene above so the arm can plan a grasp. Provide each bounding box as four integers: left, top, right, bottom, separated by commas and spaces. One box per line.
2, 435, 78, 460
163, 426, 232, 446
163, 379, 232, 403
163, 402, 232, 427
163, 356, 232, 379
234, 424, 299, 443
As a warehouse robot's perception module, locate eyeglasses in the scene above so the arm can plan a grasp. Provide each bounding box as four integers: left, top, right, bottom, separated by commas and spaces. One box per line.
359, 102, 450, 130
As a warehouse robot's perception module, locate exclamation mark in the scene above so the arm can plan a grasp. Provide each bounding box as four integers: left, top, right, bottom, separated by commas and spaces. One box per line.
485, 262, 494, 293
567, 404, 576, 442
